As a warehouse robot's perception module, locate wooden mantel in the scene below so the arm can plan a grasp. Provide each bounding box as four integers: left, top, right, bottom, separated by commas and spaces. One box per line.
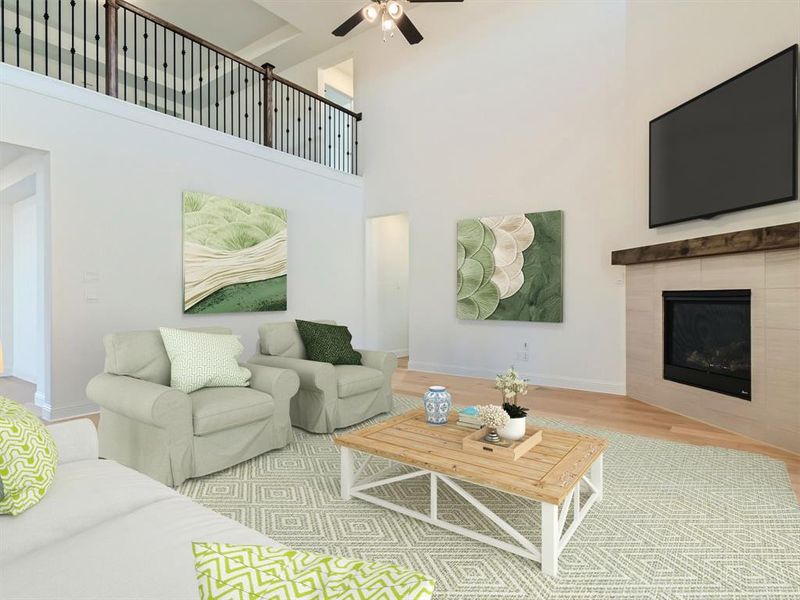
611, 222, 800, 266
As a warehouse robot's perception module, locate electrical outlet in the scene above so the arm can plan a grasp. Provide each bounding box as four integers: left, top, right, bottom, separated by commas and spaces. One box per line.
516, 351, 529, 362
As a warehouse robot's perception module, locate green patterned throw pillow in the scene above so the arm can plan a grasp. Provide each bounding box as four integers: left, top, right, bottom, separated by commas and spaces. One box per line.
295, 320, 362, 366
159, 328, 251, 394
0, 397, 58, 516
192, 542, 435, 600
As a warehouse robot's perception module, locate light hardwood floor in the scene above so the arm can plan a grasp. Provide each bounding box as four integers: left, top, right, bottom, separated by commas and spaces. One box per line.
394, 358, 800, 501
12, 361, 798, 500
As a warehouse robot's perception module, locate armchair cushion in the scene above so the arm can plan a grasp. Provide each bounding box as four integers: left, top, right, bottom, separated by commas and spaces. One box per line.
160, 328, 251, 394
335, 365, 385, 398
190, 387, 274, 436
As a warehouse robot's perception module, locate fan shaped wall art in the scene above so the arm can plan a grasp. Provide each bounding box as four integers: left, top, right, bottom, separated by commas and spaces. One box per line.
183, 191, 287, 314
456, 210, 562, 322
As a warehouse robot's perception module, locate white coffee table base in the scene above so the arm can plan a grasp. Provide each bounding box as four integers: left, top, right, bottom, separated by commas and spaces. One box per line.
340, 448, 603, 577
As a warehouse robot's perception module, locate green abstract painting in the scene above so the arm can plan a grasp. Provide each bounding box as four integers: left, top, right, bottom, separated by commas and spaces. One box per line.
457, 210, 562, 322
183, 191, 287, 314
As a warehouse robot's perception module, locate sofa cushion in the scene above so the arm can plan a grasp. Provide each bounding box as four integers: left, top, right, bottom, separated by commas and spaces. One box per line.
335, 365, 385, 398
0, 473, 277, 600
160, 328, 251, 394
192, 542, 435, 600
0, 458, 176, 564
191, 387, 274, 436
259, 320, 335, 358
104, 327, 230, 386
0, 398, 58, 516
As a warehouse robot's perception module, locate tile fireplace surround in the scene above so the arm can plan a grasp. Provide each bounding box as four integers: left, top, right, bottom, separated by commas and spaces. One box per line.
613, 223, 800, 454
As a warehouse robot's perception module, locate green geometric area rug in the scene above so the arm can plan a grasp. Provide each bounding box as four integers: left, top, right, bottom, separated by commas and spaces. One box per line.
179, 395, 800, 599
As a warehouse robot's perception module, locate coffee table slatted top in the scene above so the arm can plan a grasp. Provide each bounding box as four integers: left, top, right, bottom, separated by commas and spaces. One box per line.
335, 409, 607, 505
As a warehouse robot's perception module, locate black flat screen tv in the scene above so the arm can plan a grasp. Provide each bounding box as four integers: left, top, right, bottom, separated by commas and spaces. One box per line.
649, 45, 798, 228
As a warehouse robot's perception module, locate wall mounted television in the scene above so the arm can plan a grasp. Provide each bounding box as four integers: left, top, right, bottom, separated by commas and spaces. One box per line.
649, 45, 798, 228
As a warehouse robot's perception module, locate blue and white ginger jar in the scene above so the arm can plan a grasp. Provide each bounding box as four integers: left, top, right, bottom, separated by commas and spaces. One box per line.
423, 386, 452, 425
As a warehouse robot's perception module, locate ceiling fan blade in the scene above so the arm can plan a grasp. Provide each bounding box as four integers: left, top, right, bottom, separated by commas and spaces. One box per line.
332, 6, 369, 37
394, 13, 423, 45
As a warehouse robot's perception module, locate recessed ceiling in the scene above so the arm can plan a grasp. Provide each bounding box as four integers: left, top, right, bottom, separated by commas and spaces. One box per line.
134, 0, 290, 54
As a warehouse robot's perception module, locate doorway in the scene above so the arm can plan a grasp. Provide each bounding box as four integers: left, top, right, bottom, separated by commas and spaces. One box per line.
0, 142, 51, 416
318, 59, 355, 172
365, 214, 410, 360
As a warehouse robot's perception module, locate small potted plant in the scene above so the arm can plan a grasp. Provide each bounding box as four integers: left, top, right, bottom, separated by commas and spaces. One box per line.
495, 367, 529, 440
477, 405, 510, 444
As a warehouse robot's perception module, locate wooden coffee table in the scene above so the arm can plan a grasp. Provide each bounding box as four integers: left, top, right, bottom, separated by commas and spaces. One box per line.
335, 409, 607, 577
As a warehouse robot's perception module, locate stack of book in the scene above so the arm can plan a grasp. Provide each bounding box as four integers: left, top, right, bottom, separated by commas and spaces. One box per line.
455, 406, 483, 429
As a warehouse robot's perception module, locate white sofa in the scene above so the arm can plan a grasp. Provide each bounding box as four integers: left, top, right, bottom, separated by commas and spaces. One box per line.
0, 419, 278, 600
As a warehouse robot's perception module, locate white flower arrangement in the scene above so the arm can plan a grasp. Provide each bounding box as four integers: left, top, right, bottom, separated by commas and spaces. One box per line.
495, 367, 528, 402
477, 404, 510, 430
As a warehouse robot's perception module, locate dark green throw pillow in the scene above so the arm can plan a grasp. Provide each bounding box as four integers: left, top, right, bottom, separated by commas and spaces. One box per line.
295, 320, 362, 366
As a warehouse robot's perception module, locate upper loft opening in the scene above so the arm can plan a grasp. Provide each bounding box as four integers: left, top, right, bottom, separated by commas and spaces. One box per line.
0, 0, 361, 175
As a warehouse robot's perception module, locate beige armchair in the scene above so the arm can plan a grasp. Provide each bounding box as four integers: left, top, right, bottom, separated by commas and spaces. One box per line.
248, 321, 396, 433
86, 327, 299, 486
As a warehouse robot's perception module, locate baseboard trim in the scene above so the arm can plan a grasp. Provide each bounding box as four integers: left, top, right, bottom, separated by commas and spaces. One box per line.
43, 402, 99, 422
406, 360, 626, 396
34, 390, 47, 408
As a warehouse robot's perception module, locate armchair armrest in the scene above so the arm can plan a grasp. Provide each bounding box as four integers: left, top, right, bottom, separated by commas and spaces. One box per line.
47, 419, 98, 464
248, 354, 336, 395
358, 350, 398, 376
86, 373, 191, 428
243, 362, 300, 400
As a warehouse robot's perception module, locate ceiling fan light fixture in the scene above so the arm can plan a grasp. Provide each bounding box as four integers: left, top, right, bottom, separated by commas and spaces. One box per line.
386, 1, 403, 17
363, 4, 379, 22
381, 13, 395, 31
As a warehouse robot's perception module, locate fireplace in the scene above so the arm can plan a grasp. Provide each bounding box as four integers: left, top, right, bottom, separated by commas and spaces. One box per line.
662, 290, 751, 400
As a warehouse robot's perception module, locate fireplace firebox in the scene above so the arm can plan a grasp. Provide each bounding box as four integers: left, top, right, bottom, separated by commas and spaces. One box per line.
662, 290, 751, 400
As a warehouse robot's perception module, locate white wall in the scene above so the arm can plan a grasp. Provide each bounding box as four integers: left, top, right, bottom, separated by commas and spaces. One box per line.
283, 0, 799, 395
11, 197, 37, 382
284, 1, 630, 393
365, 213, 409, 355
624, 0, 800, 246
0, 65, 365, 419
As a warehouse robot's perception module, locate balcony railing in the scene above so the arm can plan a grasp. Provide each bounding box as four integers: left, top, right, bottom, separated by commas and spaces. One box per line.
1, 0, 361, 174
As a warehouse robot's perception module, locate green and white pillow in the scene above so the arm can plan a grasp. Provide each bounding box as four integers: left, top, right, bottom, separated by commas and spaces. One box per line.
159, 328, 251, 394
0, 397, 58, 516
193, 541, 435, 600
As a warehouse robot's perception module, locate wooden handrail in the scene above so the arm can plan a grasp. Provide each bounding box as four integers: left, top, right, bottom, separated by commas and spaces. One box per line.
273, 73, 363, 121
115, 0, 265, 73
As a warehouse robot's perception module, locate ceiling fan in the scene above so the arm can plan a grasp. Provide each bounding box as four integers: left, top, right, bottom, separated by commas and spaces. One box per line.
332, 0, 464, 45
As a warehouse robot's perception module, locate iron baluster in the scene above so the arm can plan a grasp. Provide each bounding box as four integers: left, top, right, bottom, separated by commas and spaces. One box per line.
162, 24, 166, 113
122, 7, 127, 99
142, 18, 147, 107
172, 30, 175, 114
95, 0, 99, 90
29, 0, 33, 70
83, 0, 86, 86
44, 0, 49, 74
